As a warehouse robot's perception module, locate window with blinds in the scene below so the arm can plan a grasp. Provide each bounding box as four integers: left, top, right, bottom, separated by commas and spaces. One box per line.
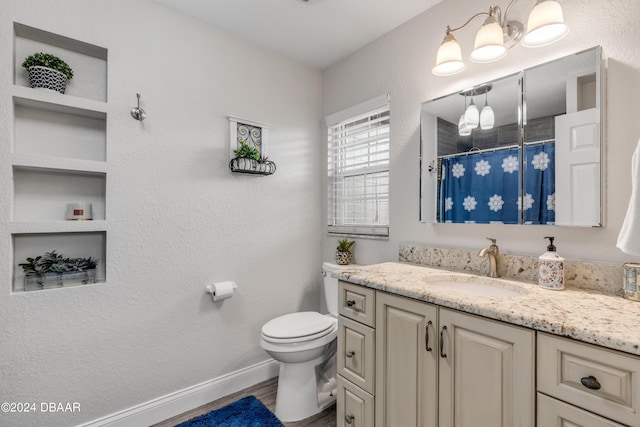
327, 96, 390, 237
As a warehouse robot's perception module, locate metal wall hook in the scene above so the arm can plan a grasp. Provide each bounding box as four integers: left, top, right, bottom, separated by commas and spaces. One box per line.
427, 160, 435, 173
130, 93, 146, 121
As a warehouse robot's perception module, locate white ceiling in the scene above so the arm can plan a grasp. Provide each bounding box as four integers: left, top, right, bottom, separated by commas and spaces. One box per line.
152, 0, 443, 69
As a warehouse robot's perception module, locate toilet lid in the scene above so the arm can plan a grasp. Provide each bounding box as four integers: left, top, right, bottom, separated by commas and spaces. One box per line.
262, 312, 336, 342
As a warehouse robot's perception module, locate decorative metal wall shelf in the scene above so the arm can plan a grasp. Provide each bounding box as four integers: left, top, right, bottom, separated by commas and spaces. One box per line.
228, 116, 276, 176
229, 157, 276, 175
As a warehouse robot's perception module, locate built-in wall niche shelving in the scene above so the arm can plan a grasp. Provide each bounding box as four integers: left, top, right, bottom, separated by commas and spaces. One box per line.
9, 23, 108, 293
12, 232, 106, 292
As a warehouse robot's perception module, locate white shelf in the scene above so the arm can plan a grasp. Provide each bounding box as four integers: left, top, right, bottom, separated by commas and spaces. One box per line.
11, 85, 107, 115
13, 92, 107, 162
10, 221, 107, 234
12, 231, 106, 293
13, 166, 106, 222
11, 154, 106, 174
9, 23, 109, 293
14, 23, 108, 102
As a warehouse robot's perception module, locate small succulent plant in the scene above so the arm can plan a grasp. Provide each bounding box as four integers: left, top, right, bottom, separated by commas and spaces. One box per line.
337, 239, 356, 253
19, 250, 98, 275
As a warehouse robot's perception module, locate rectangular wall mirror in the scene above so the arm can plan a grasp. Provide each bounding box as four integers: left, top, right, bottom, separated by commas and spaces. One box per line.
420, 46, 603, 226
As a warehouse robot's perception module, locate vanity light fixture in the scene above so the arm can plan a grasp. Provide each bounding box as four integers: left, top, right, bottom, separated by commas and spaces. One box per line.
464, 96, 480, 129
480, 91, 495, 130
458, 94, 472, 136
432, 0, 569, 76
459, 84, 494, 135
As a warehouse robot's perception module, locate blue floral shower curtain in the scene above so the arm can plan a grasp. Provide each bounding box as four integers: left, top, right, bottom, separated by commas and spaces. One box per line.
523, 142, 556, 224
439, 142, 555, 224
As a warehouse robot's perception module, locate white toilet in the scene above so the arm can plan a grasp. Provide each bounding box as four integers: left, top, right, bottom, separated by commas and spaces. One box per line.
260, 262, 352, 422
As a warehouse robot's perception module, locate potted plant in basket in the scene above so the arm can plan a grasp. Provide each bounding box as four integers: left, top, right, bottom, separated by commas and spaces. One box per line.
19, 250, 98, 291
336, 239, 355, 265
22, 52, 74, 94
229, 141, 276, 175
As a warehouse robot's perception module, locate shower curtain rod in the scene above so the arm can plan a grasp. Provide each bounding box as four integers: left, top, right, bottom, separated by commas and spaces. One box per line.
437, 138, 555, 159
437, 144, 518, 159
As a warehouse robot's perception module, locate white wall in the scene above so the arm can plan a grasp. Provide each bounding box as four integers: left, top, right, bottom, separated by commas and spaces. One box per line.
322, 0, 640, 266
0, 1, 322, 425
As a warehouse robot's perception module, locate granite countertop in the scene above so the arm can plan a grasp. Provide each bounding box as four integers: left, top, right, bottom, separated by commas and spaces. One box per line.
335, 262, 640, 357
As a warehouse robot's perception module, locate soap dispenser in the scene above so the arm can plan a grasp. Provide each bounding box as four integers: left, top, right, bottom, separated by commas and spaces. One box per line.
538, 237, 565, 290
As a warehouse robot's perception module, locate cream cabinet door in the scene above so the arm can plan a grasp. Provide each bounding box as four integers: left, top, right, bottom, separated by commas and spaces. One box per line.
375, 292, 438, 427
438, 308, 534, 427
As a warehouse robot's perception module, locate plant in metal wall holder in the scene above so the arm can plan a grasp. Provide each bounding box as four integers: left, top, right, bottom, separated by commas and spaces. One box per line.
336, 239, 356, 265
22, 52, 74, 94
229, 141, 276, 175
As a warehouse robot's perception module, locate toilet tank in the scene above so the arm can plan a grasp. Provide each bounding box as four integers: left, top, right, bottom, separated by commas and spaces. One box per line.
322, 262, 357, 317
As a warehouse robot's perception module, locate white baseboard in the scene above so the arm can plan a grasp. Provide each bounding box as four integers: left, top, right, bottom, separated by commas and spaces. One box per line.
76, 359, 279, 427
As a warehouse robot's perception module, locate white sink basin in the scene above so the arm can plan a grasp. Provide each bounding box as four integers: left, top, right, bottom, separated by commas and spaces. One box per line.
426, 276, 528, 297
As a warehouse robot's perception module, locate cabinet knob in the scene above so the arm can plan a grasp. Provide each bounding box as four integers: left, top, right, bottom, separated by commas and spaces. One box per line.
580, 375, 601, 390
346, 300, 356, 307
345, 414, 355, 424
346, 351, 356, 358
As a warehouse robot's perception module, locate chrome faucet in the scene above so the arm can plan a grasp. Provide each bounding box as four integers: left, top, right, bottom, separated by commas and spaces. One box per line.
478, 237, 500, 278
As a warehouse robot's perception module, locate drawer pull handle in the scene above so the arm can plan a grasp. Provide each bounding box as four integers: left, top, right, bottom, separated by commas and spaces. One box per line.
580, 375, 601, 390
345, 414, 355, 424
346, 300, 356, 307
439, 325, 447, 358
346, 351, 356, 358
425, 320, 433, 352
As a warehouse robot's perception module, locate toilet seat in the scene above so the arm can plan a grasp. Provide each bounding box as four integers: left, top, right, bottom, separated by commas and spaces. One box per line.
262, 312, 337, 344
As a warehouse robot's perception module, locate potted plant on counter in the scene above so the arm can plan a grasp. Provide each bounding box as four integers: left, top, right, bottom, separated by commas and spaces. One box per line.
336, 239, 355, 265
22, 52, 74, 94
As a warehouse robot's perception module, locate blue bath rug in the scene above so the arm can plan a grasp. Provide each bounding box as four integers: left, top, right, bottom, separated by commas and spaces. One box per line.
175, 395, 284, 427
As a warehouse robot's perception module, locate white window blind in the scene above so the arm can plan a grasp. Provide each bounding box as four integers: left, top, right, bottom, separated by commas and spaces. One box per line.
327, 95, 390, 237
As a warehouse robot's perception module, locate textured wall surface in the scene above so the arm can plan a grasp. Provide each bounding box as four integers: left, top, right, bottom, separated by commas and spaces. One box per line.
0, 1, 322, 425
322, 0, 640, 266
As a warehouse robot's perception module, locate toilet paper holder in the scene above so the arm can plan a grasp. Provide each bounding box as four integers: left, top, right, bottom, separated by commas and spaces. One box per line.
205, 281, 238, 302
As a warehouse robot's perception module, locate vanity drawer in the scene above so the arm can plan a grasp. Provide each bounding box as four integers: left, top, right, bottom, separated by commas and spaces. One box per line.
538, 332, 640, 427
537, 393, 625, 427
337, 375, 374, 427
339, 281, 375, 327
338, 316, 375, 394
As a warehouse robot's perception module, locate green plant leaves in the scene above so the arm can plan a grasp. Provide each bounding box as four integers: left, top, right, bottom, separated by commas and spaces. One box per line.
18, 250, 98, 275
22, 52, 74, 79
337, 239, 356, 252
233, 141, 260, 161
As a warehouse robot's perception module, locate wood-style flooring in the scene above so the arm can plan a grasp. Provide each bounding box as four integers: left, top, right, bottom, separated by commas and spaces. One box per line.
153, 376, 336, 427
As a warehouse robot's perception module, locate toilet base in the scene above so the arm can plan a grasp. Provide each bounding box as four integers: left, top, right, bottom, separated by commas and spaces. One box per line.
274, 353, 337, 422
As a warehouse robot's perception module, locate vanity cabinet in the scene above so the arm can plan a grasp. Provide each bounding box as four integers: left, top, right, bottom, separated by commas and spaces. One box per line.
537, 332, 640, 427
438, 308, 534, 427
375, 292, 438, 427
337, 282, 535, 427
337, 281, 376, 427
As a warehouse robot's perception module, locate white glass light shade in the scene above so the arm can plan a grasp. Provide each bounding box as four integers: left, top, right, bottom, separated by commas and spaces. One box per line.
464, 98, 479, 129
432, 33, 466, 76
458, 114, 471, 136
480, 105, 495, 130
470, 17, 508, 63
522, 0, 569, 47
